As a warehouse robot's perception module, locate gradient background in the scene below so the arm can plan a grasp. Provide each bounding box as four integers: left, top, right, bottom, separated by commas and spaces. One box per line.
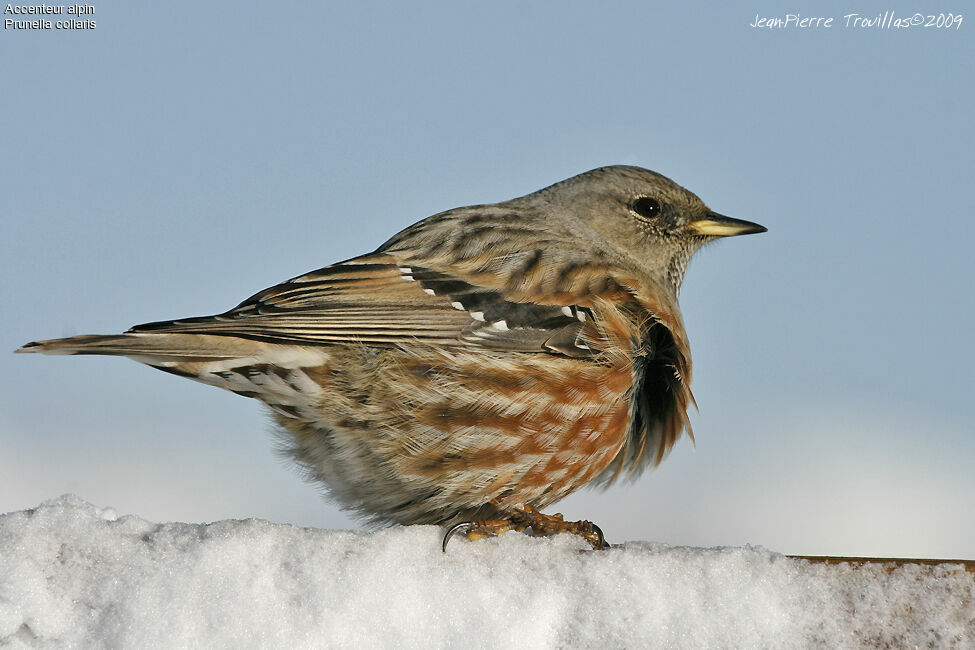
3, 2, 972, 559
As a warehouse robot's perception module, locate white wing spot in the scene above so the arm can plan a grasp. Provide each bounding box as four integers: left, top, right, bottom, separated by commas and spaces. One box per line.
451, 301, 465, 311
471, 311, 486, 322
577, 310, 587, 322
398, 267, 413, 274
561, 306, 573, 317
424, 288, 436, 295
492, 320, 509, 331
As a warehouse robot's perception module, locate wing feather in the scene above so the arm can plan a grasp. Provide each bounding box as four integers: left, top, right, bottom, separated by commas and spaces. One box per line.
129, 253, 596, 356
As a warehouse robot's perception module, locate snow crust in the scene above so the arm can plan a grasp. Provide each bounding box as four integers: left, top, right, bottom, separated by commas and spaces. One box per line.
1, 496, 972, 648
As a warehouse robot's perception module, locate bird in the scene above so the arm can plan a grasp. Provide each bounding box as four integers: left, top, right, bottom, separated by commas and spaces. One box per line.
17, 165, 765, 548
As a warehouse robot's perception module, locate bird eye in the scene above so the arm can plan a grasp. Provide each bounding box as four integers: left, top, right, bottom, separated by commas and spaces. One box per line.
632, 197, 661, 220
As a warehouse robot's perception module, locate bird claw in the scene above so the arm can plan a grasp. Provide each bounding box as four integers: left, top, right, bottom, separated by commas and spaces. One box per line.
441, 505, 608, 552
441, 522, 473, 553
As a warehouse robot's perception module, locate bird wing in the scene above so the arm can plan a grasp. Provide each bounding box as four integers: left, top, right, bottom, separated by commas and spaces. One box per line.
129, 253, 597, 357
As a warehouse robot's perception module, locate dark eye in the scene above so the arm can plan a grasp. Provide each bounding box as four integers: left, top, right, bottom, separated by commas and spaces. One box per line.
632, 197, 661, 220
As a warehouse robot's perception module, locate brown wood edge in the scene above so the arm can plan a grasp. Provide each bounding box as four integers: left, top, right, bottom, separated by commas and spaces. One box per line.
787, 555, 975, 573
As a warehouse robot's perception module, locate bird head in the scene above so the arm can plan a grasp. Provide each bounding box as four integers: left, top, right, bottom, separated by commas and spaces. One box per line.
536, 166, 766, 294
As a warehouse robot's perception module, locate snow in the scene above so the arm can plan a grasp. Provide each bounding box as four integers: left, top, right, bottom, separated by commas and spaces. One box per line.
1, 497, 972, 648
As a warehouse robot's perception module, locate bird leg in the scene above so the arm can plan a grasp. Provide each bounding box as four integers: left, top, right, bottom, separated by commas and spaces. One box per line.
441, 504, 607, 551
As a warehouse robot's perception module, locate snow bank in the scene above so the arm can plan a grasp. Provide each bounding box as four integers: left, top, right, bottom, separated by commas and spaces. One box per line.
1, 496, 972, 648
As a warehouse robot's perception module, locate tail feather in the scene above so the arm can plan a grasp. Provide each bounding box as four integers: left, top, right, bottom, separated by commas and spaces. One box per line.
17, 333, 331, 415
15, 333, 267, 360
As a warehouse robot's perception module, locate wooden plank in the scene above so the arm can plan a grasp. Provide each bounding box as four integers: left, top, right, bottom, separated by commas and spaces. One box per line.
788, 555, 975, 572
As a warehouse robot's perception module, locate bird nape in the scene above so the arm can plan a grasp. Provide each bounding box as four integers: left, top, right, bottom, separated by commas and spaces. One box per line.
17, 165, 766, 550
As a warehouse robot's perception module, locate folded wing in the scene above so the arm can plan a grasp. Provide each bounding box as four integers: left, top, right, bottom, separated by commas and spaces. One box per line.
128, 253, 597, 357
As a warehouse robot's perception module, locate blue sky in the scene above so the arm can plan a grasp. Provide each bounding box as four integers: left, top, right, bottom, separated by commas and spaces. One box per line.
2, 2, 973, 558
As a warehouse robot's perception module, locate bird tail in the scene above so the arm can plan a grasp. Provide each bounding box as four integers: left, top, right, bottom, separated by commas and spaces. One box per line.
15, 333, 259, 360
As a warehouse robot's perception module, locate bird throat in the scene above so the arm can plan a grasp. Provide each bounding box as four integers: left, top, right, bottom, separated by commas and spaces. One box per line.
666, 243, 697, 295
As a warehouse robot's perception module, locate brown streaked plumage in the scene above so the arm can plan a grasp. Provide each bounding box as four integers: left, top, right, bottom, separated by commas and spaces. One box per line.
17, 166, 766, 533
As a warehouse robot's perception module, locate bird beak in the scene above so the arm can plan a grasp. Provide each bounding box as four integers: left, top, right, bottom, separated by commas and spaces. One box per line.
687, 212, 767, 237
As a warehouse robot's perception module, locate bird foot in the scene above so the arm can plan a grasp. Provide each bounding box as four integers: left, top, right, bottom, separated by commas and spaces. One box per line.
442, 504, 607, 551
